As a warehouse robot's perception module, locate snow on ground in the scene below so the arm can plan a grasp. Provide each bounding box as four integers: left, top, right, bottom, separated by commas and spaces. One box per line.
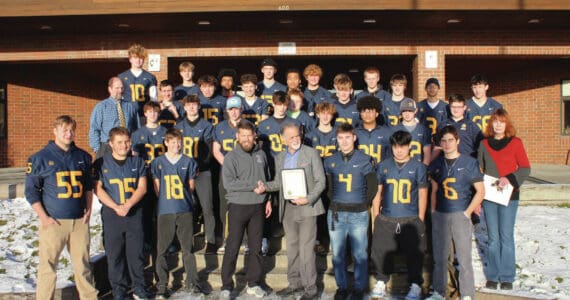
0, 198, 568, 299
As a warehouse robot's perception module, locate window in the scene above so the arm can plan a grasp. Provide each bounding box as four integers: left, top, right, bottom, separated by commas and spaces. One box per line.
563, 80, 570, 135
0, 82, 5, 139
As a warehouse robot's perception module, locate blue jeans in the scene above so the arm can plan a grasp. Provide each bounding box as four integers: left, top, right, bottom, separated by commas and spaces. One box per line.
482, 199, 519, 283
327, 210, 369, 292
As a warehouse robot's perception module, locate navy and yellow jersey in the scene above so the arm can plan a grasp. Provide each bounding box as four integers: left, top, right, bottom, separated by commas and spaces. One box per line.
174, 85, 200, 101
258, 116, 300, 159
393, 123, 432, 162
198, 93, 226, 125
150, 154, 197, 215
417, 99, 449, 138
383, 96, 414, 127
428, 154, 483, 213
158, 101, 185, 129
333, 99, 360, 127
93, 154, 146, 206
256, 81, 287, 105
25, 142, 93, 219
213, 120, 239, 156
355, 88, 391, 103
377, 158, 428, 218
289, 110, 316, 135
304, 86, 334, 113
466, 97, 503, 131
241, 96, 270, 125
355, 125, 393, 165
175, 118, 214, 172
131, 125, 167, 165
437, 118, 482, 158
118, 69, 157, 114
324, 150, 375, 205
305, 127, 337, 158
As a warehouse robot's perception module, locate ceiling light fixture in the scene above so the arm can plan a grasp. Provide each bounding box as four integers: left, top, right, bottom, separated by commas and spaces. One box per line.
446, 19, 461, 24
279, 19, 293, 24
117, 23, 130, 28
198, 21, 211, 25
528, 19, 541, 24
40, 25, 52, 31
363, 19, 376, 24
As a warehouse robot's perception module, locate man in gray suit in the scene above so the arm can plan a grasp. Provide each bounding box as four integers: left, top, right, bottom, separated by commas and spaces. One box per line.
264, 122, 326, 300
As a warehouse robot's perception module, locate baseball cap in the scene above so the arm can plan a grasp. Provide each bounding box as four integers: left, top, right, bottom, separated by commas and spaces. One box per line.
425, 77, 440, 88
261, 58, 278, 68
400, 98, 417, 112
226, 96, 242, 109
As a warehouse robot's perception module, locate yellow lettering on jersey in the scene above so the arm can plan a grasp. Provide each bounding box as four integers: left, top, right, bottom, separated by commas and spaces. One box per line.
159, 119, 176, 126
386, 178, 412, 204
260, 95, 273, 105
269, 134, 283, 152
409, 141, 422, 159
472, 115, 490, 131
426, 116, 437, 135
242, 113, 261, 125
388, 115, 399, 126
442, 178, 458, 200
335, 118, 352, 125
202, 108, 219, 125
222, 139, 236, 152
183, 136, 200, 158
358, 144, 382, 163
164, 175, 184, 200
144, 143, 165, 165
109, 178, 136, 204
56, 171, 83, 199
339, 174, 353, 192
315, 145, 336, 158
129, 84, 145, 102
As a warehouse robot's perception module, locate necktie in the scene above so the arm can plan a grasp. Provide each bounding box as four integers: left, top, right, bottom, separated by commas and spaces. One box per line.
116, 100, 126, 128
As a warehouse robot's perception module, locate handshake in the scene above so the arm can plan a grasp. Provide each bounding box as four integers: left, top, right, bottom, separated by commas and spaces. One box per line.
253, 180, 266, 195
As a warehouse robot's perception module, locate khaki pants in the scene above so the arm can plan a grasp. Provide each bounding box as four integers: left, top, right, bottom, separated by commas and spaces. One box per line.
37, 218, 98, 300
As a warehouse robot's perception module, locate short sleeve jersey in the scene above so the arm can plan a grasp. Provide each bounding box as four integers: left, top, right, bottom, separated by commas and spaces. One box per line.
256, 81, 287, 105
130, 125, 167, 165
241, 96, 269, 126
428, 154, 483, 213
94, 154, 146, 206
175, 118, 214, 172
151, 154, 198, 215
258, 116, 300, 158
334, 99, 360, 128
466, 97, 503, 131
393, 123, 432, 162
118, 69, 157, 114
417, 99, 449, 138
383, 97, 414, 127
376, 158, 427, 217
199, 93, 227, 125
437, 118, 482, 158
355, 125, 393, 165
355, 89, 391, 103
174, 85, 200, 101
305, 127, 337, 158
324, 150, 375, 205
158, 101, 186, 129
303, 86, 334, 114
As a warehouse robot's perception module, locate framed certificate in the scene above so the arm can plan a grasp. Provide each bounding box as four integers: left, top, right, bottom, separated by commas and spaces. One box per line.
281, 169, 307, 200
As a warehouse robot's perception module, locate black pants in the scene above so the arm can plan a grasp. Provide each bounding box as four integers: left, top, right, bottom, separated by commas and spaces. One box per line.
155, 212, 198, 291
371, 214, 426, 285
221, 202, 265, 290
101, 206, 146, 295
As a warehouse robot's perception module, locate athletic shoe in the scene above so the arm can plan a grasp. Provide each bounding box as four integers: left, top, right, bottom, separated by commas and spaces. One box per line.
425, 291, 444, 300
370, 281, 386, 299
334, 289, 348, 300
500, 282, 513, 290
350, 289, 365, 300
219, 290, 231, 300
485, 281, 498, 289
246, 285, 267, 298
132, 287, 151, 300
154, 290, 171, 300
261, 238, 269, 256
405, 283, 422, 300
205, 242, 217, 254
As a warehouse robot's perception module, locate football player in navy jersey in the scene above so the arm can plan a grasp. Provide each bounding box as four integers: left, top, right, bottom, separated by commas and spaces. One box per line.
466, 74, 503, 131
333, 75, 360, 127
93, 127, 149, 300
118, 44, 157, 115
151, 128, 207, 298
417, 78, 448, 140
426, 126, 484, 300
287, 88, 316, 135
257, 58, 287, 105
324, 123, 377, 300
218, 68, 237, 98
370, 130, 428, 300
25, 116, 98, 300
384, 74, 414, 127
174, 61, 199, 101
307, 102, 337, 158
197, 75, 226, 125
176, 94, 216, 252
355, 66, 390, 103
286, 68, 302, 92
303, 64, 333, 114
355, 95, 392, 165
393, 99, 432, 165
158, 80, 185, 129
240, 73, 269, 126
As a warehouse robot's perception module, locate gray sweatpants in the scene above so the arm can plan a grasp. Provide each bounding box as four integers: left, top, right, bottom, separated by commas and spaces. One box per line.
431, 211, 475, 298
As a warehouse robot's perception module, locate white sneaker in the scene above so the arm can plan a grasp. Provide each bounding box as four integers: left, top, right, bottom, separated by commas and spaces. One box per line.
425, 291, 444, 300
246, 285, 267, 298
370, 281, 386, 299
219, 289, 231, 300
405, 283, 422, 300
261, 238, 269, 256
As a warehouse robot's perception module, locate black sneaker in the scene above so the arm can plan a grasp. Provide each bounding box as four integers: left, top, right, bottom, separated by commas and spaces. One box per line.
349, 290, 365, 300
500, 282, 513, 290
188, 281, 212, 295
485, 281, 498, 289
132, 287, 151, 300
205, 242, 217, 254
334, 289, 349, 300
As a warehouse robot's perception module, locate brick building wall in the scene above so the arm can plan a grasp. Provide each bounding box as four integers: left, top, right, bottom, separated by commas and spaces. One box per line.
1, 29, 569, 166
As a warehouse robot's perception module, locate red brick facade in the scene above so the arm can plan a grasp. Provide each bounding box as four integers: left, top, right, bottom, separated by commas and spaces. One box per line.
1, 29, 569, 166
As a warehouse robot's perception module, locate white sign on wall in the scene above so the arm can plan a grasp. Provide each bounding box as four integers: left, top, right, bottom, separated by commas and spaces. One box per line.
278, 42, 296, 55
425, 50, 438, 69
148, 54, 161, 72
